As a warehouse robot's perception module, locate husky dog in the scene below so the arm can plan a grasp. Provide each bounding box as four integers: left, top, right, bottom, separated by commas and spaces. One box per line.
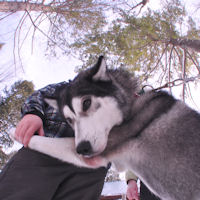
12, 56, 200, 200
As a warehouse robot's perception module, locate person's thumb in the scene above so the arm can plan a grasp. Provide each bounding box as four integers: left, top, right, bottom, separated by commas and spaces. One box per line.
38, 126, 45, 136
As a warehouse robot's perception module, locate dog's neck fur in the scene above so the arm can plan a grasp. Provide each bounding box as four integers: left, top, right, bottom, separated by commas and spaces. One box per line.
102, 91, 176, 155
107, 70, 138, 121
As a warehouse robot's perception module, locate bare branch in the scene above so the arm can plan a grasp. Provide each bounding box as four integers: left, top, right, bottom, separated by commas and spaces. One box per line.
168, 45, 175, 93
173, 47, 183, 68
154, 43, 169, 72
17, 12, 29, 71
13, 11, 27, 72
30, 13, 46, 54
182, 49, 187, 102
25, 9, 67, 53
0, 12, 16, 21
186, 50, 200, 74
130, 0, 149, 11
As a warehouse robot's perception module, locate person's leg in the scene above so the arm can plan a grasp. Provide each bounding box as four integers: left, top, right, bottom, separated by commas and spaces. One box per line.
0, 147, 77, 200
52, 166, 107, 200
0, 147, 107, 200
140, 182, 160, 200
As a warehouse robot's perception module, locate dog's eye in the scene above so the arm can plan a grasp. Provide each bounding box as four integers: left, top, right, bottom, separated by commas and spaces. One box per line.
66, 117, 72, 124
82, 98, 91, 112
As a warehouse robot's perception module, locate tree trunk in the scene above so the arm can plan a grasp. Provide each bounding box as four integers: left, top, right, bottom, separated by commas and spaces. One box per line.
0, 1, 69, 14
169, 38, 200, 52
0, 2, 52, 12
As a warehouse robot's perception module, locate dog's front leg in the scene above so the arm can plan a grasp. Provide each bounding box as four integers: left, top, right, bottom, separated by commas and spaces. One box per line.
28, 136, 107, 168
10, 129, 108, 168
29, 136, 92, 168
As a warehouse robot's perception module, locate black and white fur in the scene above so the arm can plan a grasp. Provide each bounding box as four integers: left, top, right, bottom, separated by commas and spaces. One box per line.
12, 56, 200, 200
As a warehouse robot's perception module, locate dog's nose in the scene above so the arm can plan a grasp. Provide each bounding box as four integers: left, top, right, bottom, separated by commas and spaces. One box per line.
76, 141, 93, 156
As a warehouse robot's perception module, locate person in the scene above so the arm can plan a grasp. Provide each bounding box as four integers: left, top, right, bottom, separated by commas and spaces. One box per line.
126, 171, 140, 200
0, 81, 108, 200
126, 171, 161, 200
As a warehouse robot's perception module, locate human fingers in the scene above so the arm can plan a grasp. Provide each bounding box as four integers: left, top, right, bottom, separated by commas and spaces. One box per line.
15, 120, 29, 144
23, 125, 45, 147
126, 181, 139, 200
126, 190, 134, 200
126, 195, 132, 199
22, 126, 36, 147
15, 114, 43, 145
127, 190, 139, 200
38, 126, 45, 137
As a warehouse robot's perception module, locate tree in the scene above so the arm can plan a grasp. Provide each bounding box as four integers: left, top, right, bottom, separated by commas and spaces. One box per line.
105, 168, 121, 182
0, 0, 108, 62
0, 146, 8, 169
0, 147, 17, 169
71, 0, 200, 101
0, 0, 151, 64
0, 80, 34, 148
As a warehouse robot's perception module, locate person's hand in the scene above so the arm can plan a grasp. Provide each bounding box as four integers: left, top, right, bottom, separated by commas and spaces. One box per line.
126, 180, 139, 200
15, 114, 45, 147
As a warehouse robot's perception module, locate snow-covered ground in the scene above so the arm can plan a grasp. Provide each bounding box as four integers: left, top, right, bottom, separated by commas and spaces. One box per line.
101, 180, 127, 196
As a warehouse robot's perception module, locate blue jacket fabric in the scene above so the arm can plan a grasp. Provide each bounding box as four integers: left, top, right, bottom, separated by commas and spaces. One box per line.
21, 81, 74, 138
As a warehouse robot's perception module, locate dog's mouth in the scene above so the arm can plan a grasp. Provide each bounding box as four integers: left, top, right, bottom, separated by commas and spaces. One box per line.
75, 142, 108, 167
81, 150, 102, 158
82, 155, 107, 168
80, 148, 109, 168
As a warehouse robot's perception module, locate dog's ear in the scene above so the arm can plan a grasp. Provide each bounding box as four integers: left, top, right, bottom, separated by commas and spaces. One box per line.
44, 98, 58, 110
92, 56, 110, 82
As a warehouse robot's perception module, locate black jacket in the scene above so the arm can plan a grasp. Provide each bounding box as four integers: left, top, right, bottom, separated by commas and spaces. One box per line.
21, 82, 74, 138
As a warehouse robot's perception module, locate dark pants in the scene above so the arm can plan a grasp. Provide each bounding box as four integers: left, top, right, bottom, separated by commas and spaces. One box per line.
0, 148, 108, 200
140, 182, 160, 200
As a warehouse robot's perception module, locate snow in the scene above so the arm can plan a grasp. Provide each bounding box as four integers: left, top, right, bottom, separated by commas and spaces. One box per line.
101, 181, 127, 196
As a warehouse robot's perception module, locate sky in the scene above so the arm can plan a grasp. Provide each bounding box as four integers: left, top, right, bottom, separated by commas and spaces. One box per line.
0, 12, 79, 90
0, 0, 199, 91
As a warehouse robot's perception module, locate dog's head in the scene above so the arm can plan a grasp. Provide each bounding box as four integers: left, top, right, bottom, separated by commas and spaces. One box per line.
46, 56, 137, 157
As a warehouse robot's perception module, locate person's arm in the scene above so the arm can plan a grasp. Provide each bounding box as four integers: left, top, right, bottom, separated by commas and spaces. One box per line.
15, 82, 67, 147
125, 171, 139, 200
21, 82, 67, 120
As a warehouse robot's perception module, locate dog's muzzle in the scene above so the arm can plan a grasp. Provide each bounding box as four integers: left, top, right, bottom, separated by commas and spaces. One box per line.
76, 141, 93, 156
